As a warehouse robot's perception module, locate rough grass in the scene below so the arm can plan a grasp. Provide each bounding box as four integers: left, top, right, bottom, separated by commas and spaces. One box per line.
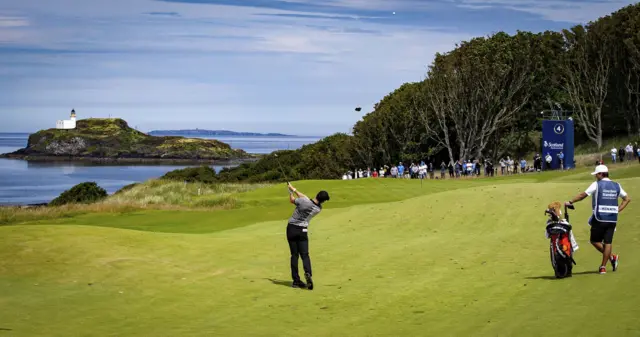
2, 168, 640, 336
104, 179, 269, 208
0, 180, 270, 226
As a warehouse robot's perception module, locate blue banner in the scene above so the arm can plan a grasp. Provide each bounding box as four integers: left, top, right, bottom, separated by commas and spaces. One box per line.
541, 120, 574, 170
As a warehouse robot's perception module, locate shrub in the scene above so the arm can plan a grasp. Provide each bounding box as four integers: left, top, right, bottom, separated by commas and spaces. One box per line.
161, 165, 217, 183
49, 182, 108, 206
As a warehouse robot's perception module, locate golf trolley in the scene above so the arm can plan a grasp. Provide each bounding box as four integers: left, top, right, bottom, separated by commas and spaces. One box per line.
545, 204, 577, 279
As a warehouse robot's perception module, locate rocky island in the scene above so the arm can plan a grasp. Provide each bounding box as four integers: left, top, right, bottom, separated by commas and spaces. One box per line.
1, 118, 254, 163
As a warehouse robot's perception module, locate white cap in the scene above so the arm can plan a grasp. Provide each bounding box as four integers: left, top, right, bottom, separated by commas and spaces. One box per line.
591, 165, 608, 175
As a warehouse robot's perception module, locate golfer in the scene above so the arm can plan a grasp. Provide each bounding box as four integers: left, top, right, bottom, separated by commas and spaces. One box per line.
286, 182, 330, 290
567, 165, 631, 274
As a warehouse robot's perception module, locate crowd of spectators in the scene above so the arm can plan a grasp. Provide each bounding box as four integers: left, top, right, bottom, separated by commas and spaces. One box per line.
342, 153, 569, 180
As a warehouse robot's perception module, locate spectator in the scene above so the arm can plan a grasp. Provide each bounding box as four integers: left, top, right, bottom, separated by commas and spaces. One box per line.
625, 143, 633, 161
419, 161, 427, 179
520, 158, 527, 173
390, 165, 398, 178
558, 151, 565, 170
466, 160, 473, 177
637, 147, 640, 163
507, 156, 514, 175
372, 170, 378, 178
448, 161, 454, 178
533, 153, 542, 172
634, 142, 638, 160
619, 145, 625, 163
440, 161, 446, 179
545, 153, 553, 170
611, 147, 617, 163
397, 162, 405, 179
500, 158, 506, 175
487, 160, 496, 177
455, 160, 462, 178
429, 162, 435, 179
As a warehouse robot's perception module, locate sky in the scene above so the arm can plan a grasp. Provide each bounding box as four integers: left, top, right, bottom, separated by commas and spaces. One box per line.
0, 0, 636, 136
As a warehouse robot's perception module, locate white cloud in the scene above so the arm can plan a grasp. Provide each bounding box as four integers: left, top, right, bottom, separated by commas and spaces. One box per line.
457, 0, 637, 23
3, 0, 630, 134
0, 15, 28, 27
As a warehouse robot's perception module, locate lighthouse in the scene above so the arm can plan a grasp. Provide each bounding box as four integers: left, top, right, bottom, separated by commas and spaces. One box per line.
56, 109, 77, 129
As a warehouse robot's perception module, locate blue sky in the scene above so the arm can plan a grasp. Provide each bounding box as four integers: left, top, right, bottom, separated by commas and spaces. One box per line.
0, 0, 634, 136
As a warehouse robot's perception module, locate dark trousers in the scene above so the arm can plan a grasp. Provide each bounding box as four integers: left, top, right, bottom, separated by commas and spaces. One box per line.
287, 225, 311, 281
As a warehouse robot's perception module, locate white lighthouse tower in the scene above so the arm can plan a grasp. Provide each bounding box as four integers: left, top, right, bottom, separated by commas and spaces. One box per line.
56, 109, 77, 129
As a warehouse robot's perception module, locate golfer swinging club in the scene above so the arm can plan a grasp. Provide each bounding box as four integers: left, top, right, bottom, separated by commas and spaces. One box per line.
566, 165, 631, 274
286, 182, 330, 289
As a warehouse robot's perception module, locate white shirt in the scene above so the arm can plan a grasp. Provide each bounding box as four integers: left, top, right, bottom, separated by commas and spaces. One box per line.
611, 148, 617, 155
545, 155, 552, 162
585, 178, 627, 198
626, 145, 633, 152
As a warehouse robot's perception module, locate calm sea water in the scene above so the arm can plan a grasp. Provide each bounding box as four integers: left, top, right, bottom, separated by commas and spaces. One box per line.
0, 133, 320, 205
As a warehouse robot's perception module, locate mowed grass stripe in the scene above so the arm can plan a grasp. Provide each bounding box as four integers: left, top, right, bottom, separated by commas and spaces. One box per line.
6, 176, 563, 234
2, 174, 640, 336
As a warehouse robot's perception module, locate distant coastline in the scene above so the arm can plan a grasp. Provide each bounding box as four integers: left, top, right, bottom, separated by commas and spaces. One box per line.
148, 129, 295, 137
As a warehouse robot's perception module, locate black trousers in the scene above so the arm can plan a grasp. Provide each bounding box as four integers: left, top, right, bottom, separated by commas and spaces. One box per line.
287, 224, 311, 281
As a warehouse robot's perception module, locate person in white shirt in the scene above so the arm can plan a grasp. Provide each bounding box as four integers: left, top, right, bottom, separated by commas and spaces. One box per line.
419, 162, 427, 179
625, 144, 633, 161
611, 147, 617, 163
545, 153, 553, 170
567, 165, 631, 274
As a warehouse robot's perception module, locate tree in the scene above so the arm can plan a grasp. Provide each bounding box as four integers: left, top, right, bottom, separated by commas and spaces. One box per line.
418, 32, 536, 161
413, 68, 456, 163
562, 24, 612, 149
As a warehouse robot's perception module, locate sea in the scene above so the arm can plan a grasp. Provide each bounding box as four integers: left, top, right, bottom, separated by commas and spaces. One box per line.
0, 133, 321, 205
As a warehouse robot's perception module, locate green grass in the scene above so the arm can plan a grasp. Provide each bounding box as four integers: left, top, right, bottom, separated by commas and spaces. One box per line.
2, 168, 640, 336
575, 135, 640, 155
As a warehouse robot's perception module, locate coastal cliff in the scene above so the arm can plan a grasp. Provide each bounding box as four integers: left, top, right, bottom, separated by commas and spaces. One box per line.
1, 118, 252, 162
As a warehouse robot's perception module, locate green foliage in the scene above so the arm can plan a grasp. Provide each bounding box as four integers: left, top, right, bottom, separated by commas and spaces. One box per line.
49, 182, 108, 206
161, 166, 218, 183
212, 134, 356, 183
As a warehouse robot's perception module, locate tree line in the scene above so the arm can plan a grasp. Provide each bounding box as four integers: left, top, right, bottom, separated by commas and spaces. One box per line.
168, 3, 640, 183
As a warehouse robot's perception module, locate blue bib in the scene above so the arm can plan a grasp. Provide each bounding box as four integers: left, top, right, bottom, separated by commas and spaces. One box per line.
591, 180, 621, 223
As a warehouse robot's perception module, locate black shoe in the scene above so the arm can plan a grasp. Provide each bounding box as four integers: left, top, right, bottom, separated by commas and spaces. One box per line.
292, 280, 306, 289
304, 273, 313, 290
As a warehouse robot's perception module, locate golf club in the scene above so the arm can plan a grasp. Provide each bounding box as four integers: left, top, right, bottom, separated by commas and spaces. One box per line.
274, 153, 289, 183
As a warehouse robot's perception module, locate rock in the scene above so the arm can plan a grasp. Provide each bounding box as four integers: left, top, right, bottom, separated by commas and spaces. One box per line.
3, 118, 253, 162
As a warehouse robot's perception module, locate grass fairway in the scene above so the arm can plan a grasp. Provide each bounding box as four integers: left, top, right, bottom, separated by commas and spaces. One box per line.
2, 167, 640, 336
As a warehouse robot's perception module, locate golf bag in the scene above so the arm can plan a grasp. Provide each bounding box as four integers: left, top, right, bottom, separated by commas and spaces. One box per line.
545, 204, 577, 279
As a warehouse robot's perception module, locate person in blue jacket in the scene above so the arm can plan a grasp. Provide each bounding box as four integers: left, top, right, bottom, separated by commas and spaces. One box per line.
567, 165, 631, 274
